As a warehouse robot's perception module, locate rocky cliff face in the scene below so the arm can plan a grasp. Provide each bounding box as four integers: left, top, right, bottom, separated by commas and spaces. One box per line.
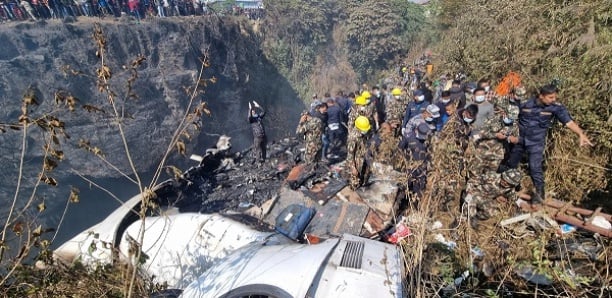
0, 17, 304, 180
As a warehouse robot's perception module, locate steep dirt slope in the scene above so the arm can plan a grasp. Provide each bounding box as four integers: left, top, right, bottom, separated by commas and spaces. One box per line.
0, 17, 303, 179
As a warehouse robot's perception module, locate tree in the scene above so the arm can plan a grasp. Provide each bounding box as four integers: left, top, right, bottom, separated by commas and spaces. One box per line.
342, 0, 426, 80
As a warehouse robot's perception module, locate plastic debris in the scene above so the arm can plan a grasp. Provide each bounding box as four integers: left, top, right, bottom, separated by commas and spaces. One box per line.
454, 270, 470, 286
442, 270, 470, 294
559, 224, 576, 235
514, 265, 552, 286
430, 221, 443, 230
387, 223, 411, 244
471, 246, 484, 258
566, 241, 602, 261
238, 202, 254, 209
591, 215, 611, 230
434, 233, 457, 250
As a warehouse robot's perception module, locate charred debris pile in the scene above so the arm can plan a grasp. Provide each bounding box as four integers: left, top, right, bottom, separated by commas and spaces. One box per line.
153, 135, 400, 239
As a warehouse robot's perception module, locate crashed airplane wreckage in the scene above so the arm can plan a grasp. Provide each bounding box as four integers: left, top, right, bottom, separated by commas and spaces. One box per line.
54, 136, 405, 297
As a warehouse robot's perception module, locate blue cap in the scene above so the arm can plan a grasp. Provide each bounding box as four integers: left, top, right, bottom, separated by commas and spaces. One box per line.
413, 90, 424, 96
415, 123, 431, 140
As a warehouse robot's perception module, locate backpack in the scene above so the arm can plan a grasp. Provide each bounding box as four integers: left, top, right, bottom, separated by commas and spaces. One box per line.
274, 204, 316, 241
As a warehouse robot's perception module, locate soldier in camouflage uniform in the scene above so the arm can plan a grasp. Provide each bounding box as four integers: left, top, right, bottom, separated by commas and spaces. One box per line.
465, 168, 522, 220
348, 92, 377, 135
385, 88, 406, 137
296, 111, 323, 164
467, 102, 519, 177
465, 101, 520, 213
429, 105, 478, 207
346, 116, 373, 189
479, 87, 522, 170
491, 85, 527, 111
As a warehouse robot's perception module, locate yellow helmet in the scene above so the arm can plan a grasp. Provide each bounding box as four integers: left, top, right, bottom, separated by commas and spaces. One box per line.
355, 95, 368, 105
355, 116, 371, 133
391, 88, 402, 96
361, 91, 371, 99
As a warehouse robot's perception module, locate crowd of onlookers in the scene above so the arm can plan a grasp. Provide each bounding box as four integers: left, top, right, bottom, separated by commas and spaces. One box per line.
0, 0, 264, 22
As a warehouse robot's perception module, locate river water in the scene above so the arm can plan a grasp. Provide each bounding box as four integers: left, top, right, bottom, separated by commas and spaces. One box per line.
45, 174, 152, 246
0, 167, 158, 249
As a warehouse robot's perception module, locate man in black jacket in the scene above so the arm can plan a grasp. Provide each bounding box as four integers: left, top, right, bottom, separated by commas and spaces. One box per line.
325, 98, 345, 159
248, 101, 266, 164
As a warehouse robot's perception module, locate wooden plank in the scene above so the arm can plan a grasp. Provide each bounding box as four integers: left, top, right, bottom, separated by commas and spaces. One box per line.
544, 199, 611, 222
554, 213, 612, 238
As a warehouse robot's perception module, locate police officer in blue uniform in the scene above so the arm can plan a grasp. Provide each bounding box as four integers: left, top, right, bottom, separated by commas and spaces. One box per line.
400, 123, 431, 198
504, 85, 592, 204
401, 89, 430, 134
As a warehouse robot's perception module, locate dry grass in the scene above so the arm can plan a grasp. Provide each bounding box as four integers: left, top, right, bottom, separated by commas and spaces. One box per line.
3, 261, 155, 297
401, 2, 612, 292
395, 116, 610, 297
399, 191, 611, 297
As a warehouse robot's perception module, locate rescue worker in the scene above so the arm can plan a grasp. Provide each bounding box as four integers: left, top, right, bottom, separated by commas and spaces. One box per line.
440, 100, 458, 130
348, 91, 377, 134
430, 104, 479, 206
495, 85, 527, 117
487, 85, 523, 169
346, 116, 373, 189
334, 90, 351, 122
401, 89, 429, 134
468, 103, 519, 178
439, 104, 478, 159
372, 85, 386, 125
449, 80, 466, 108
385, 87, 405, 137
436, 91, 452, 130
248, 101, 266, 164
296, 110, 323, 165
504, 84, 592, 204
512, 86, 527, 103
420, 80, 434, 104
478, 77, 497, 102
401, 122, 431, 198
367, 122, 397, 167
402, 104, 440, 141
464, 103, 518, 218
310, 102, 329, 161
436, 90, 451, 110
399, 63, 408, 80
497, 103, 520, 168
325, 98, 344, 159
465, 168, 522, 222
